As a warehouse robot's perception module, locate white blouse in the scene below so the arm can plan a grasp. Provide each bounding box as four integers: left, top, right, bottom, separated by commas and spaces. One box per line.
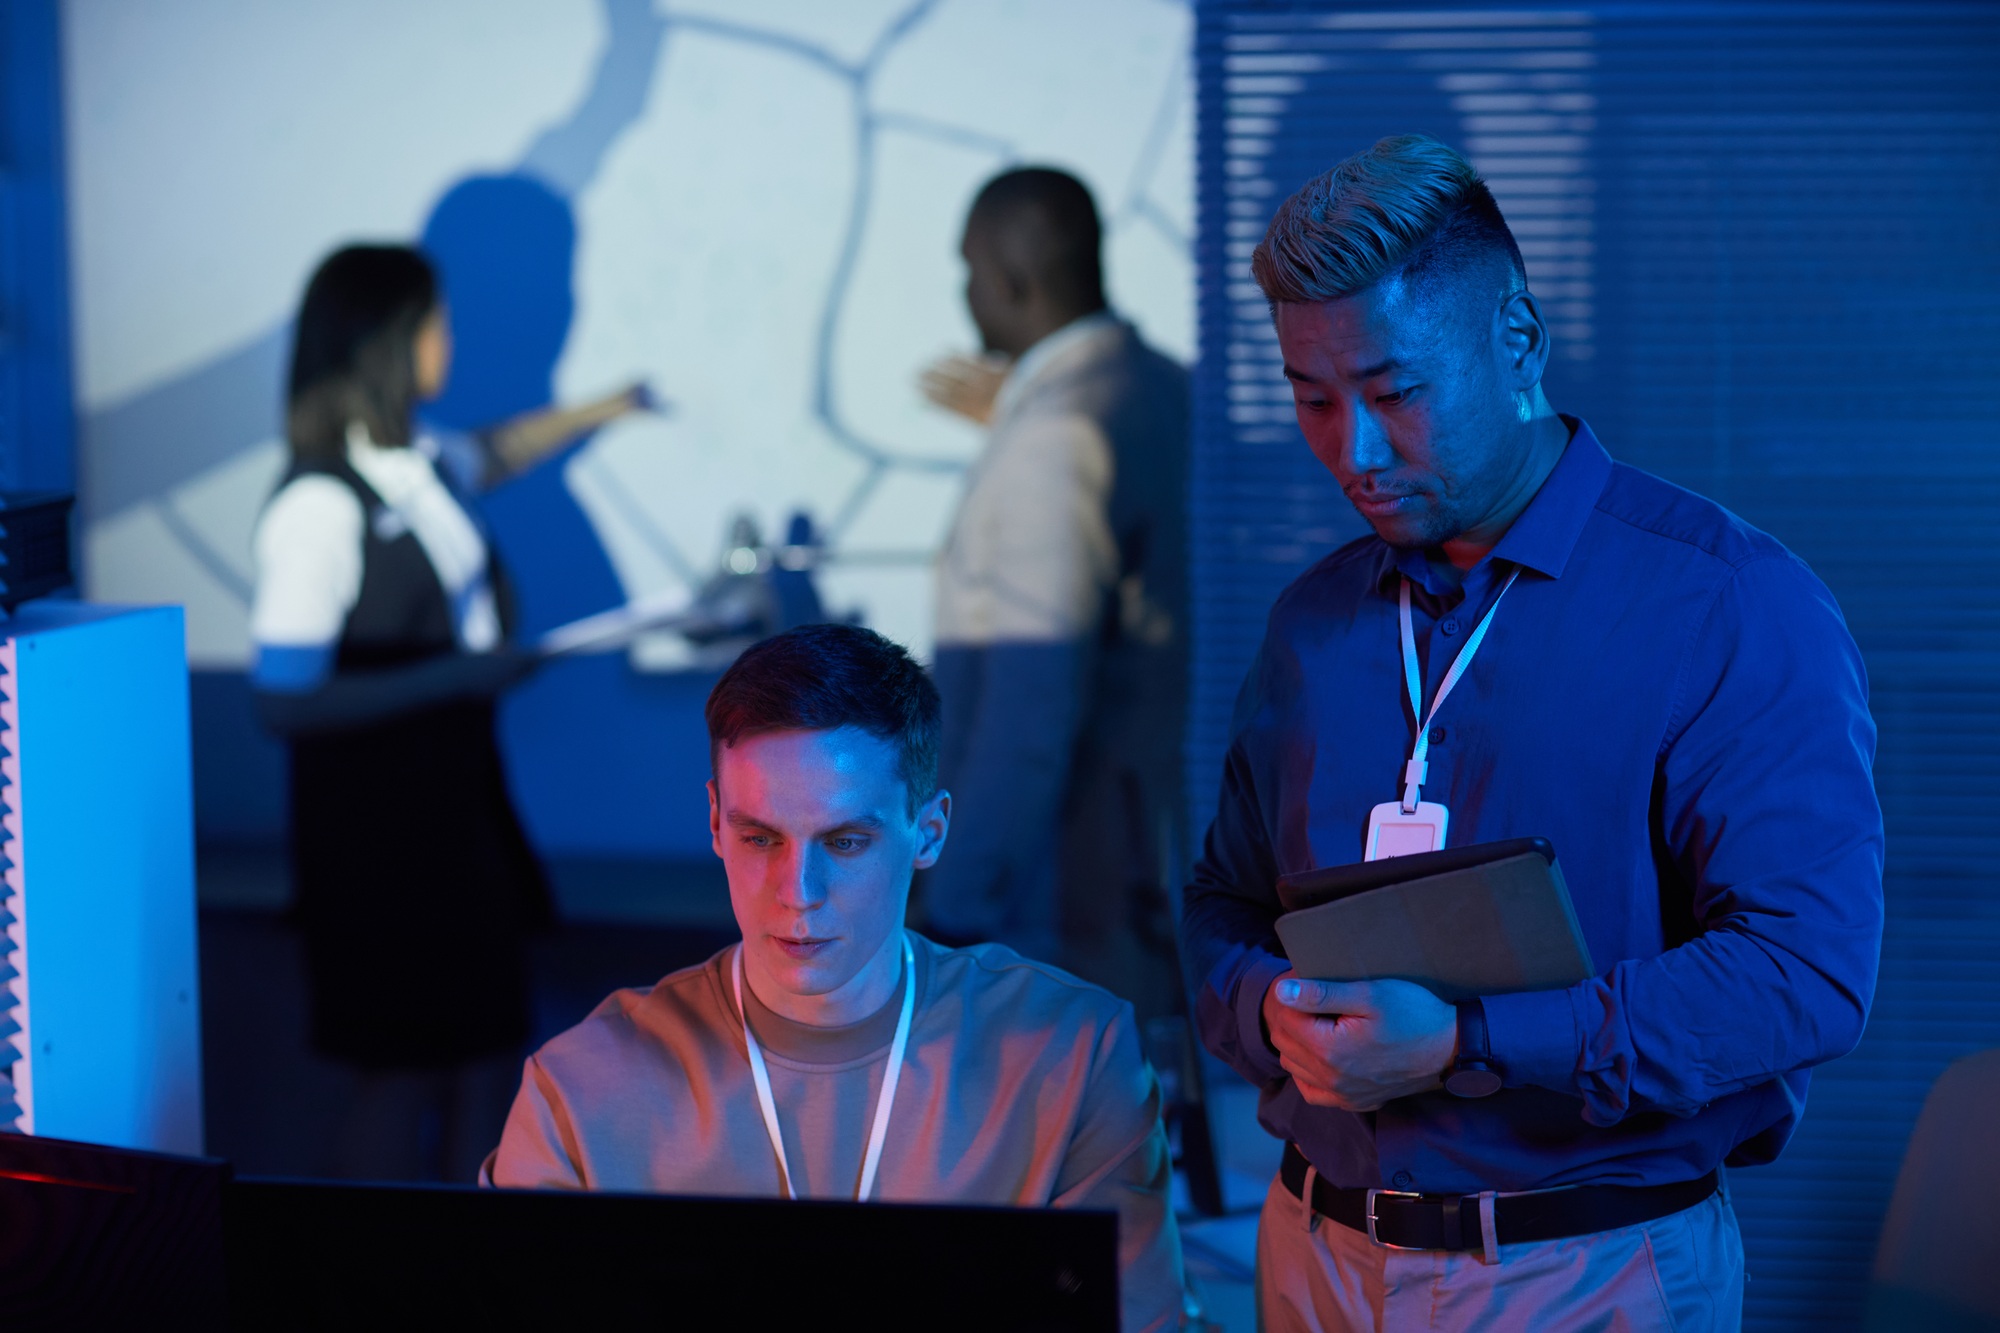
250, 425, 499, 683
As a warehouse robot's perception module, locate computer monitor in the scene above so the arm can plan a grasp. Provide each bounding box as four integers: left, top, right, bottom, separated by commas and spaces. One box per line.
2, 1133, 1119, 1329
228, 1178, 1119, 1330
0, 1131, 229, 1328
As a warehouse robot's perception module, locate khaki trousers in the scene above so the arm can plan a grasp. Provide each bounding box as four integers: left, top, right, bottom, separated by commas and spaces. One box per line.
1255, 1172, 1745, 1332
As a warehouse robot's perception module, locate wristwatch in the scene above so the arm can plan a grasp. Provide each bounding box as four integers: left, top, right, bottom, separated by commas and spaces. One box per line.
1444, 998, 1504, 1098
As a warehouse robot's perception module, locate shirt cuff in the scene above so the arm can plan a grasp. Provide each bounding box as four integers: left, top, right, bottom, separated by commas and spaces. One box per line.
1481, 986, 1581, 1094
251, 642, 335, 694
1234, 951, 1293, 1083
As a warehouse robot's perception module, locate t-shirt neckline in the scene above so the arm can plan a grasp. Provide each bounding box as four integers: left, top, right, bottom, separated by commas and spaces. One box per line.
736, 936, 929, 1066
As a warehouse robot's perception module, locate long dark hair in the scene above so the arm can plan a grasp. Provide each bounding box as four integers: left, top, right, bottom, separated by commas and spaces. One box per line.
286, 245, 438, 466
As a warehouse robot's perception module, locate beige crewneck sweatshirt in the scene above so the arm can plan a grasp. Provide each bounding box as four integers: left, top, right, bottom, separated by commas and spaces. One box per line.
483, 933, 1184, 1332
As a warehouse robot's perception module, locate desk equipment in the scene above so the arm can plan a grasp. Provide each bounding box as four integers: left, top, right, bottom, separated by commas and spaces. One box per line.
1867, 1047, 2000, 1331
228, 1177, 1120, 1331
0, 602, 200, 1151
1, 1132, 1120, 1331
0, 1131, 229, 1329
0, 493, 74, 612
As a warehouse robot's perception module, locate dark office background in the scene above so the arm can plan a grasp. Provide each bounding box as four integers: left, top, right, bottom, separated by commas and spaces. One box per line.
1190, 2, 2000, 1326
7, 1, 2000, 1327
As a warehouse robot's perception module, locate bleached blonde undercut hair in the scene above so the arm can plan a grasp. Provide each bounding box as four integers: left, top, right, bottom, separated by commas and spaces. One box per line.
1250, 134, 1527, 307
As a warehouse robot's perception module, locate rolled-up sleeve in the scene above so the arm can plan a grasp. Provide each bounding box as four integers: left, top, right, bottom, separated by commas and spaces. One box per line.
1485, 553, 1884, 1125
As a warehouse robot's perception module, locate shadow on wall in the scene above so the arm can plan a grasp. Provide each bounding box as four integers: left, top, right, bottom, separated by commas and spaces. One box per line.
421, 174, 716, 862
420, 172, 622, 637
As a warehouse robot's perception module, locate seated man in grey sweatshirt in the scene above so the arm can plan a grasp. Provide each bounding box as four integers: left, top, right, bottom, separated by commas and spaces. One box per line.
482, 623, 1185, 1332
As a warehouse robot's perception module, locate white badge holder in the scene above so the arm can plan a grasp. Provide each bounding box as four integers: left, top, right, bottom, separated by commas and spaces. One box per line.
734, 933, 916, 1202
1368, 571, 1520, 862
1366, 801, 1450, 860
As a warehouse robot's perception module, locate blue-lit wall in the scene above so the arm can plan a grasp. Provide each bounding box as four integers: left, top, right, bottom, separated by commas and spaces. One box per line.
55, 0, 1197, 862
1192, 3, 2000, 1328
0, 0, 77, 495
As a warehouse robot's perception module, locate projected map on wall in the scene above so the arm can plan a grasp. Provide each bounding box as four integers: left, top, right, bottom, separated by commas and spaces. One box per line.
69, 0, 1193, 666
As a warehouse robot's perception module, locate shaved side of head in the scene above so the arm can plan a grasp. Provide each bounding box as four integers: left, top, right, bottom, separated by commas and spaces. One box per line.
1252, 134, 1526, 323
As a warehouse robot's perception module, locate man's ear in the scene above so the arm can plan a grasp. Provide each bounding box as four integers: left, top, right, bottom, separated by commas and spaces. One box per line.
708, 779, 724, 858
1496, 288, 1551, 391
1001, 259, 1034, 307
912, 789, 952, 870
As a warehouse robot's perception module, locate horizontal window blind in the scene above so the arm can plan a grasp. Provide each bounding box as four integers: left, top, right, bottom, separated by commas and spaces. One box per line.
1191, 4, 2000, 1327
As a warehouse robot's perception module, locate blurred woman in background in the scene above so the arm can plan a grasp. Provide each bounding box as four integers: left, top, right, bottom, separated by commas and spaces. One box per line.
249, 245, 643, 1181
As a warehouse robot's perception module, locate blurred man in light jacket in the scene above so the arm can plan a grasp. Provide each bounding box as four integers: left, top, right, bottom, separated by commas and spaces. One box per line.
916, 167, 1190, 1024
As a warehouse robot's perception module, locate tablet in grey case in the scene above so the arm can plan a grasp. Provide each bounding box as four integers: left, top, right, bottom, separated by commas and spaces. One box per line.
1273, 842, 1595, 1003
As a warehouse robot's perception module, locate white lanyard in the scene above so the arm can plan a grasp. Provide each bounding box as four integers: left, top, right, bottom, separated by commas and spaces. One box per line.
1396, 566, 1522, 813
732, 932, 917, 1202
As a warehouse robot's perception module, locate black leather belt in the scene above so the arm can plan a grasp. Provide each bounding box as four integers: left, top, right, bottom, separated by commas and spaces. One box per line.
1280, 1143, 1717, 1252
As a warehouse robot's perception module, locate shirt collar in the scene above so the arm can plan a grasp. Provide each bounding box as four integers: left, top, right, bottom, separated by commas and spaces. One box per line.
1375, 415, 1612, 595
345, 422, 439, 507
1488, 416, 1610, 579
990, 310, 1124, 423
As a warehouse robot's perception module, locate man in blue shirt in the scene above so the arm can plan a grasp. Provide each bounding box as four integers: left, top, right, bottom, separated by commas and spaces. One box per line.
1184, 135, 1883, 1330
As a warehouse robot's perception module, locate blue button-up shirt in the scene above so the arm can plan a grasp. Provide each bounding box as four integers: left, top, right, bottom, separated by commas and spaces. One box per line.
1184, 420, 1884, 1193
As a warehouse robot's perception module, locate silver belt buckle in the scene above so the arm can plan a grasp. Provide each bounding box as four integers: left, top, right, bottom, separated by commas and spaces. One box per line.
1364, 1188, 1425, 1249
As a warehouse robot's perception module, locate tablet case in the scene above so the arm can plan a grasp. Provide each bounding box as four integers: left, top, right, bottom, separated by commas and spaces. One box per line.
1276, 837, 1557, 914
1272, 841, 1594, 1003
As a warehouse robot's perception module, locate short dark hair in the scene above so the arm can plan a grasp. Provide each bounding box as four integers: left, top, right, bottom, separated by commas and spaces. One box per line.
705, 625, 941, 814
968, 167, 1105, 313
287, 245, 438, 466
1250, 135, 1526, 309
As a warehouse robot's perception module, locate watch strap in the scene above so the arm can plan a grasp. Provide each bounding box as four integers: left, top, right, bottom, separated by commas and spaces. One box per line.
1445, 998, 1502, 1098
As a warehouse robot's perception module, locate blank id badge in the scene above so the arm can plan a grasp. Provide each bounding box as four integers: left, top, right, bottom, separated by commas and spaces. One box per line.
1365, 800, 1450, 861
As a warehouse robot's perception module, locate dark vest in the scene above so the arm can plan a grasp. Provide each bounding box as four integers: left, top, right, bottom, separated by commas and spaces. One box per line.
283, 457, 510, 668
279, 458, 546, 1068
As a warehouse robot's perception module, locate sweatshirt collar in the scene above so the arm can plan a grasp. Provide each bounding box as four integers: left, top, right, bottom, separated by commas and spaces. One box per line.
738, 935, 931, 1066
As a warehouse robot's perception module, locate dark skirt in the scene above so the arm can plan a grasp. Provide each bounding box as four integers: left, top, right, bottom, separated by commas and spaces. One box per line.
289, 697, 550, 1069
